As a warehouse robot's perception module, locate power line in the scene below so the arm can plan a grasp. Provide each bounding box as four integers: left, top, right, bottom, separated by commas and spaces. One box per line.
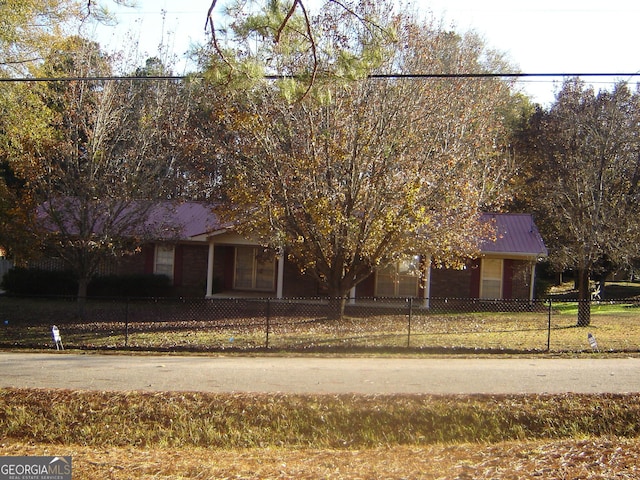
1, 72, 639, 82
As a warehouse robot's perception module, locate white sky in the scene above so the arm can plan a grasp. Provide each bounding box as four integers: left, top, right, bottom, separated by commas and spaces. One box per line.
93, 0, 640, 106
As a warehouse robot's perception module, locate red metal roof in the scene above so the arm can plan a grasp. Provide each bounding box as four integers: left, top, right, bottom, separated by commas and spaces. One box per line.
146, 201, 227, 240
37, 199, 227, 241
479, 213, 547, 258
38, 199, 547, 256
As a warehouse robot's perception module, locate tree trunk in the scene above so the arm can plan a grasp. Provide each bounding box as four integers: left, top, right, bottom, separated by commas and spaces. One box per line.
77, 277, 89, 320
326, 281, 348, 320
327, 296, 346, 320
576, 268, 591, 327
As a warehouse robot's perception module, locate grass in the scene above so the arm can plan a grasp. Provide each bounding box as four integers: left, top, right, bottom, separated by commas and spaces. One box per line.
4, 286, 640, 477
6, 439, 640, 479
4, 310, 640, 353
4, 283, 640, 354
2, 389, 640, 478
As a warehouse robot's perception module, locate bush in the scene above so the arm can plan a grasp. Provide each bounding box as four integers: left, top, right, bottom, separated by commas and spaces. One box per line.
87, 274, 172, 298
1, 267, 77, 295
2, 269, 171, 298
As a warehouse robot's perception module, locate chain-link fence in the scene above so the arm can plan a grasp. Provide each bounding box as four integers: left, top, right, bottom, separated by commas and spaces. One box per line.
1, 295, 638, 353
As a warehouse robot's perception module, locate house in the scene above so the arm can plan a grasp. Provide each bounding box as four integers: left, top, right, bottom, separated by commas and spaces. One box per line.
353, 213, 548, 301
105, 205, 547, 301
32, 201, 547, 300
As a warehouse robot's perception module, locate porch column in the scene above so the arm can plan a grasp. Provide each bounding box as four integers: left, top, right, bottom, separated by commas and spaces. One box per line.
423, 255, 432, 309
529, 260, 536, 301
205, 240, 215, 298
276, 254, 284, 299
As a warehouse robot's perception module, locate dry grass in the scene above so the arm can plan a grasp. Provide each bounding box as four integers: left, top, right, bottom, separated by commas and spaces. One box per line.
4, 311, 640, 353
4, 390, 640, 447
2, 438, 639, 479
3, 291, 640, 353
2, 389, 640, 478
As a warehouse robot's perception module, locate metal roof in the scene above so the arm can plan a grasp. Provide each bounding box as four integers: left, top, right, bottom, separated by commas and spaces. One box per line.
479, 213, 548, 258
146, 201, 226, 240
38, 199, 547, 257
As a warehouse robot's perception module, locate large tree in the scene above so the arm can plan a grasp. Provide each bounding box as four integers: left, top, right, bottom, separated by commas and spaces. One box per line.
203, 1, 518, 309
0, 0, 78, 258
517, 78, 640, 326
0, 0, 133, 74
0, 0, 135, 260
29, 38, 191, 301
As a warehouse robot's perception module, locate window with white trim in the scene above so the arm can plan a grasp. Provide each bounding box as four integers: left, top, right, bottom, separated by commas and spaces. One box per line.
234, 246, 275, 291
375, 256, 421, 297
155, 245, 175, 280
480, 258, 503, 299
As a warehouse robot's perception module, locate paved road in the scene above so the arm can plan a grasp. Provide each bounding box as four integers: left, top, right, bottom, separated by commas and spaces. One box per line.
2, 353, 640, 394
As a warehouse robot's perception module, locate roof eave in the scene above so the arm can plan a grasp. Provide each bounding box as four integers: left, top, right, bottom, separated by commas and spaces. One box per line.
481, 251, 548, 260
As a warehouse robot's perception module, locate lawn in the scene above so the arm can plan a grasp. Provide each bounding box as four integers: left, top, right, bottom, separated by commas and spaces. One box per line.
4, 287, 640, 478
3, 305, 640, 353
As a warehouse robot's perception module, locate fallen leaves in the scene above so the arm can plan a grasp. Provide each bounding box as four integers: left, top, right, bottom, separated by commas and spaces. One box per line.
2, 439, 640, 479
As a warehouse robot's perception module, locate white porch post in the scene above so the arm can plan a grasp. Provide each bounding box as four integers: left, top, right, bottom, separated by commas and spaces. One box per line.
276, 254, 284, 299
529, 260, 536, 301
205, 240, 215, 298
423, 255, 432, 309
349, 286, 356, 304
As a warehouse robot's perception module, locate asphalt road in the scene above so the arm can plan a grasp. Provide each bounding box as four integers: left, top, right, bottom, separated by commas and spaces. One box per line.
2, 352, 640, 395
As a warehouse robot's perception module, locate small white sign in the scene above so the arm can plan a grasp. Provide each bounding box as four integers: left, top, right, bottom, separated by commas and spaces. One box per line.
51, 325, 64, 350
588, 333, 599, 352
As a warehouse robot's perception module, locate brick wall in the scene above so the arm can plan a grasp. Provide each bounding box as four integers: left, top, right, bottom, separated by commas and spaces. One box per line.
179, 245, 209, 287
429, 266, 473, 298
510, 260, 534, 299
282, 259, 320, 297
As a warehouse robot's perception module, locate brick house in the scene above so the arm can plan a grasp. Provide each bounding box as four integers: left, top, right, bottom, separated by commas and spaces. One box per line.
106, 204, 547, 300
354, 213, 548, 301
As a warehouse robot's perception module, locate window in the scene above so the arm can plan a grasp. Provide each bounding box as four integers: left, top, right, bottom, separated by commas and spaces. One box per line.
480, 258, 503, 299
375, 256, 421, 297
155, 245, 175, 280
234, 246, 275, 291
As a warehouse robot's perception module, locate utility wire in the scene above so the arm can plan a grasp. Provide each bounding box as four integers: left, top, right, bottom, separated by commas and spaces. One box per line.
1, 72, 639, 82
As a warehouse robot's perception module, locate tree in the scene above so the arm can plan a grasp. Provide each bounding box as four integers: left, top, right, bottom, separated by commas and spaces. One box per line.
0, 0, 133, 74
205, 0, 375, 80
0, 0, 77, 259
29, 38, 191, 303
0, 0, 136, 261
517, 78, 640, 326
0, 0, 78, 74
203, 1, 518, 314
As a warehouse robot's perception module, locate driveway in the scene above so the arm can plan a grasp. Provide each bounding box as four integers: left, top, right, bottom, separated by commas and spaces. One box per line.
2, 353, 640, 394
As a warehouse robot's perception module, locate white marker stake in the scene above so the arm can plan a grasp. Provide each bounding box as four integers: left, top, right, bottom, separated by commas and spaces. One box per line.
52, 325, 64, 350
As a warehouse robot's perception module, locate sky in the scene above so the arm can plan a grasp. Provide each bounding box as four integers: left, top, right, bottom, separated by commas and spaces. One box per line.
92, 0, 640, 106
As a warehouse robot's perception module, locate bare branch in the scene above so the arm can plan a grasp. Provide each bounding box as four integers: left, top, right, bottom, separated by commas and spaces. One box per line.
205, 0, 217, 33
295, 1, 317, 98
328, 0, 393, 40
275, 0, 301, 43
205, 0, 235, 71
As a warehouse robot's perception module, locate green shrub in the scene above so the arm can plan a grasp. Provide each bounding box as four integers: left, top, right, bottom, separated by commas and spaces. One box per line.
1, 267, 77, 295
87, 274, 171, 298
2, 269, 171, 298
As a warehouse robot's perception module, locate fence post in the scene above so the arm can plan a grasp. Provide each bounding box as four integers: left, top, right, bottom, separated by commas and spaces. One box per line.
265, 298, 271, 349
407, 297, 413, 348
547, 298, 552, 352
